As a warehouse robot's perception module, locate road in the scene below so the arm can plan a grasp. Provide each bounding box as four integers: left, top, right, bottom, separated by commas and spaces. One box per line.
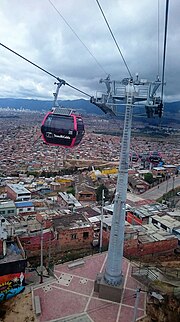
140, 176, 180, 201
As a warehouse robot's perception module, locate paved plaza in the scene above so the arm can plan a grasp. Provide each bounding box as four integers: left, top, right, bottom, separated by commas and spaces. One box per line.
32, 253, 147, 322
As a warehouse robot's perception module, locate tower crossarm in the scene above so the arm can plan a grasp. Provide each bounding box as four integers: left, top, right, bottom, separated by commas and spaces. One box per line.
90, 75, 163, 118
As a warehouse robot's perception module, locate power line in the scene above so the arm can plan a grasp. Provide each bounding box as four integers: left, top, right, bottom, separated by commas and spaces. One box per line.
0, 43, 60, 80
0, 42, 92, 98
95, 0, 132, 79
157, 0, 160, 77
65, 82, 91, 98
161, 0, 169, 101
48, 0, 108, 76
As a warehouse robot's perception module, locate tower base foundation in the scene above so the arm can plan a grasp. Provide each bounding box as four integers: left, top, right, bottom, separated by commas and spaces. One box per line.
94, 273, 124, 303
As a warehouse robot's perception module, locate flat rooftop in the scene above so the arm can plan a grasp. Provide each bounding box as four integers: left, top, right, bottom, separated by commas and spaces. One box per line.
33, 253, 146, 322
7, 183, 31, 195
152, 214, 180, 229
0, 200, 15, 209
53, 213, 91, 230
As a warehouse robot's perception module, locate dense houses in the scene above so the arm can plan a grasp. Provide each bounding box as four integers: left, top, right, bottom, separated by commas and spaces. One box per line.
0, 111, 180, 277
0, 174, 180, 264
0, 112, 179, 175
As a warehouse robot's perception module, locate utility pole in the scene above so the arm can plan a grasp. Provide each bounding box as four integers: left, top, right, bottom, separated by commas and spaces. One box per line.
99, 189, 105, 253
36, 214, 44, 284
132, 288, 141, 322
171, 175, 175, 208
165, 172, 169, 204
40, 220, 44, 284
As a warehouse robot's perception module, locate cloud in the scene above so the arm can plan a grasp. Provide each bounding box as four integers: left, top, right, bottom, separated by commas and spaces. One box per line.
0, 0, 179, 102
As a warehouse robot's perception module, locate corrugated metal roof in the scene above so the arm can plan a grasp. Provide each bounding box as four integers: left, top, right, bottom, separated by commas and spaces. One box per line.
15, 201, 33, 208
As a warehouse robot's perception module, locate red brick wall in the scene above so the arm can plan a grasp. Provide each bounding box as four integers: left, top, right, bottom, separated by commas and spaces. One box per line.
6, 186, 17, 201
101, 230, 178, 257
57, 226, 94, 251
124, 238, 178, 257
126, 211, 143, 225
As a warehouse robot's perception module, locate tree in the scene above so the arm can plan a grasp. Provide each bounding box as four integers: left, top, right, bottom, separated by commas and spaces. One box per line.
144, 172, 154, 184
67, 186, 75, 196
96, 184, 109, 202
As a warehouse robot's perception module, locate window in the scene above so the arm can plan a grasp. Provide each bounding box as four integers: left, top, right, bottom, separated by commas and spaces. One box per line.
8, 210, 14, 214
152, 218, 157, 225
161, 223, 167, 231
71, 234, 77, 240
83, 232, 89, 239
19, 208, 23, 212
27, 208, 31, 211
0, 210, 5, 215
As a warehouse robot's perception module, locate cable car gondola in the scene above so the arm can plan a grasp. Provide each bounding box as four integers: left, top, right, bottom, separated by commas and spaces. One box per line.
149, 151, 162, 163
129, 151, 139, 162
41, 108, 85, 148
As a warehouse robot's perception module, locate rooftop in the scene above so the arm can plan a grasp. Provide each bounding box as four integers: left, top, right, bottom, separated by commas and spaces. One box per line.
0, 200, 15, 209
7, 183, 31, 195
15, 201, 33, 208
59, 192, 82, 207
140, 224, 176, 242
152, 214, 180, 229
52, 213, 91, 230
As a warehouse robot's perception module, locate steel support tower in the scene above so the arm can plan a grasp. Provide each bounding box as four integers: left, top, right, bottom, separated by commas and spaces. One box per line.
103, 81, 134, 286
92, 76, 162, 302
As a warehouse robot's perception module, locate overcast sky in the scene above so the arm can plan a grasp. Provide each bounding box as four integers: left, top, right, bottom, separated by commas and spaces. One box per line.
0, 0, 179, 102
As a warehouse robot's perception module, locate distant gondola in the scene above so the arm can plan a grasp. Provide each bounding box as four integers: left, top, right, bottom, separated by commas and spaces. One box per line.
41, 110, 85, 148
129, 151, 139, 162
149, 151, 162, 163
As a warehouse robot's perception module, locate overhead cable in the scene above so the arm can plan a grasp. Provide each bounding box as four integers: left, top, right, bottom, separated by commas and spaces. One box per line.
95, 0, 132, 79
161, 0, 169, 100
48, 0, 107, 76
0, 42, 92, 98
157, 0, 160, 77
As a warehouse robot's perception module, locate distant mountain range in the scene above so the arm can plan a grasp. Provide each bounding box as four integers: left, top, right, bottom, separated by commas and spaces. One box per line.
0, 98, 102, 115
0, 98, 179, 125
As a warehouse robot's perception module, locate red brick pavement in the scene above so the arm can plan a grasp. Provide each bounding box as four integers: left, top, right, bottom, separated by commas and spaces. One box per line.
33, 253, 146, 322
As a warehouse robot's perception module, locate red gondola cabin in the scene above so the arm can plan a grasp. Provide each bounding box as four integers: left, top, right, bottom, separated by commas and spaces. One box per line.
41, 111, 85, 148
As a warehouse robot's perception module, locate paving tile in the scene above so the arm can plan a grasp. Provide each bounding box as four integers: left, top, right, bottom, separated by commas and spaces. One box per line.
33, 253, 146, 322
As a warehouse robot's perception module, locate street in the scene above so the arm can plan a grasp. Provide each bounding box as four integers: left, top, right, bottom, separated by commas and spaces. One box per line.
140, 176, 180, 201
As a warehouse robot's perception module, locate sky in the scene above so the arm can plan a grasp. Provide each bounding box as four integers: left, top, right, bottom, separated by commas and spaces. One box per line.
0, 0, 179, 102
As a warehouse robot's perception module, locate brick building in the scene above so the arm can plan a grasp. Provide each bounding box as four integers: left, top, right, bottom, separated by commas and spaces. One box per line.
52, 213, 94, 251
6, 183, 31, 201
78, 190, 96, 202
102, 223, 178, 257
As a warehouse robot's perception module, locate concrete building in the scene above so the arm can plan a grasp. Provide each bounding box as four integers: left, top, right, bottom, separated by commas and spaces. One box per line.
0, 201, 16, 217
126, 203, 168, 225
6, 183, 31, 201
57, 192, 82, 209
149, 214, 180, 235
15, 201, 34, 215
